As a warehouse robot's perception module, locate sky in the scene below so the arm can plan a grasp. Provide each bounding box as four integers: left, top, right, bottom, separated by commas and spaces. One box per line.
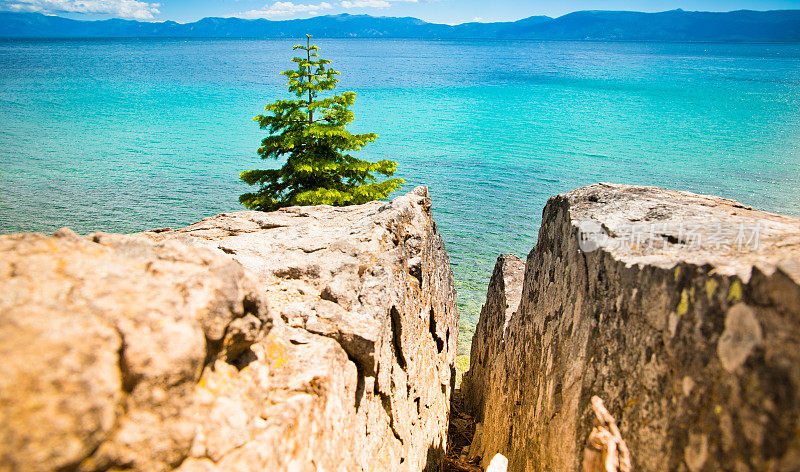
2, 0, 800, 24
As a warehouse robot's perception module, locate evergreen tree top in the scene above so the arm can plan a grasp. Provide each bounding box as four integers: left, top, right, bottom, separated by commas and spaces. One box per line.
239, 35, 403, 212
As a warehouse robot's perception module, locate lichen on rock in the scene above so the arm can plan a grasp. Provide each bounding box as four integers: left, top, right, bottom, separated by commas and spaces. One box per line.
462, 183, 800, 471
0, 187, 458, 472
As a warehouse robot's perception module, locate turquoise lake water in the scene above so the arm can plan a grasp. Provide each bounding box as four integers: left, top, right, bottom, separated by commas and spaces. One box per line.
1, 38, 799, 354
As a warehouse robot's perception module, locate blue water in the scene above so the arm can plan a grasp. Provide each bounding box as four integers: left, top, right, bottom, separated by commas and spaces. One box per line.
2, 38, 800, 358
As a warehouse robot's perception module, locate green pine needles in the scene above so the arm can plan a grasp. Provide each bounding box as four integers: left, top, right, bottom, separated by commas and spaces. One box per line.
239, 35, 404, 211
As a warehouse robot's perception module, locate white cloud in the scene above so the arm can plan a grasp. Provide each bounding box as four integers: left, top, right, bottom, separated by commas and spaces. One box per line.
5, 0, 160, 20
340, 0, 416, 9
235, 0, 416, 19
239, 1, 333, 19
340, 0, 389, 8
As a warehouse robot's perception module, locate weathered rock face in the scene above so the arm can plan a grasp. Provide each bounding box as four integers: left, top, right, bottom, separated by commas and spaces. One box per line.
0, 187, 458, 472
0, 229, 270, 472
462, 183, 800, 471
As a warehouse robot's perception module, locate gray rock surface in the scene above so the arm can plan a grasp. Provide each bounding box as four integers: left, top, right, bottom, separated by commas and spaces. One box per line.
462, 183, 800, 471
0, 187, 457, 472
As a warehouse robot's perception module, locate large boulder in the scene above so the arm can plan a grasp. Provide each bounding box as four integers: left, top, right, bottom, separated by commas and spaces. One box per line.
0, 187, 458, 472
462, 183, 800, 471
0, 229, 269, 472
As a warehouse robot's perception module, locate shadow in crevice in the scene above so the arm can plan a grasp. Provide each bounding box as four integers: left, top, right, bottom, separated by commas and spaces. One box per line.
442, 387, 482, 471
429, 307, 445, 353
422, 442, 447, 472
390, 306, 407, 369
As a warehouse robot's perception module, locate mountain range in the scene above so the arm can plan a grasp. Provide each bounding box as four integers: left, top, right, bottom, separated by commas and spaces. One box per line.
1, 9, 799, 42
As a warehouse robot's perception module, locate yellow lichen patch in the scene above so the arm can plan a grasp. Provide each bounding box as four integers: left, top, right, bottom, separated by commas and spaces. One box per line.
265, 338, 288, 369
674, 266, 682, 281
197, 362, 236, 394
727, 280, 743, 303
197, 374, 223, 395
374, 442, 393, 469
366, 254, 378, 268
705, 279, 718, 301
677, 289, 690, 316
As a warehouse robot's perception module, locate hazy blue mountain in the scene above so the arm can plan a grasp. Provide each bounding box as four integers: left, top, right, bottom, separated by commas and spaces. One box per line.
520, 9, 800, 41
1, 10, 799, 41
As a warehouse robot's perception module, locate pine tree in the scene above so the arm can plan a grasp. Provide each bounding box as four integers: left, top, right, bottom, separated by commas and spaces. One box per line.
240, 35, 404, 211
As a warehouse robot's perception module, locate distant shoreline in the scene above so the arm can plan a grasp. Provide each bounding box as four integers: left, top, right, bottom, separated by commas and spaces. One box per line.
2, 37, 800, 45
2, 9, 799, 42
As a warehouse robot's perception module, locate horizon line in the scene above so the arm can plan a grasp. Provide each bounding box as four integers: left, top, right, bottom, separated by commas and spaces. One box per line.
3, 8, 800, 27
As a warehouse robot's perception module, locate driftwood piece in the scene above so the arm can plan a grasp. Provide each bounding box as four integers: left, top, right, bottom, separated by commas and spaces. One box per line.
582, 396, 632, 472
